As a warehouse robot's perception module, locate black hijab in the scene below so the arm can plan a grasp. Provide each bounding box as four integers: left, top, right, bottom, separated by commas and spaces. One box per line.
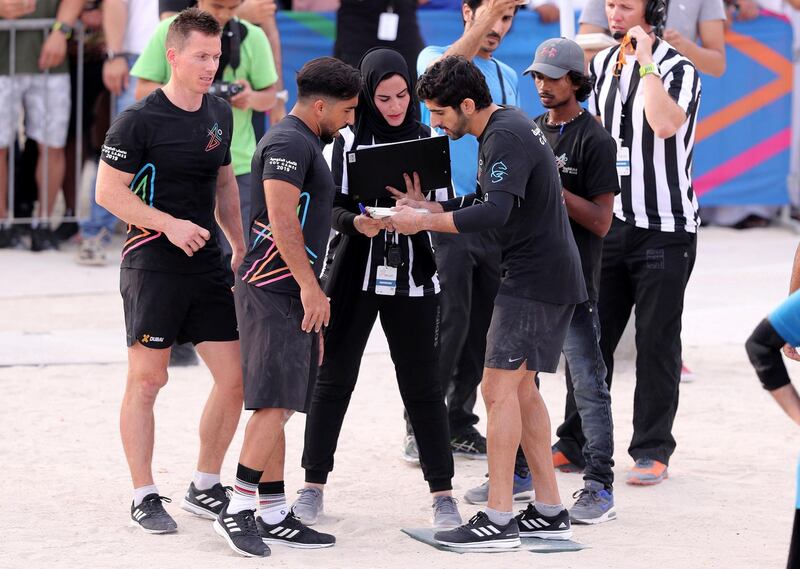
353, 47, 421, 148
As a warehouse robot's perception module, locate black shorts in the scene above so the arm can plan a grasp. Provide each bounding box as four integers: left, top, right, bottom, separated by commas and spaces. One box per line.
234, 284, 319, 412
120, 267, 238, 348
485, 294, 574, 373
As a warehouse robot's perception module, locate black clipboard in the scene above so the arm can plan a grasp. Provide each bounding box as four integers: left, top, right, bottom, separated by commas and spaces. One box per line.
345, 136, 451, 201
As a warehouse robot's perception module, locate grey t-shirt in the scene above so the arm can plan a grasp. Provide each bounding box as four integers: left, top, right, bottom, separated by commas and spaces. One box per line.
580, 0, 726, 43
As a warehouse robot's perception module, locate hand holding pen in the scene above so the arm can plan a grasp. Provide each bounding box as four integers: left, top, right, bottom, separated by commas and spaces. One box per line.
354, 202, 386, 238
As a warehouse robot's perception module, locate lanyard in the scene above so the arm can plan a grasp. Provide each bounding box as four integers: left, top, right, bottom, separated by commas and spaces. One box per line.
491, 59, 507, 105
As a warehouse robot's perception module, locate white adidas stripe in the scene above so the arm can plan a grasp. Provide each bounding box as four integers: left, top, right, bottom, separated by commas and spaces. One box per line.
208, 500, 222, 508
470, 528, 484, 537
270, 526, 283, 535
486, 525, 501, 535
478, 528, 492, 537
278, 528, 293, 537
286, 530, 300, 539
537, 518, 549, 526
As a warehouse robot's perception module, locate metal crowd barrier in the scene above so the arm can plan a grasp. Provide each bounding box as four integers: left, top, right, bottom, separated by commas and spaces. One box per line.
1, 17, 84, 225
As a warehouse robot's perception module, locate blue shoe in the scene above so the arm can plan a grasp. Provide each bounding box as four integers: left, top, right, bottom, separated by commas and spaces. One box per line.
569, 480, 616, 524
463, 472, 534, 505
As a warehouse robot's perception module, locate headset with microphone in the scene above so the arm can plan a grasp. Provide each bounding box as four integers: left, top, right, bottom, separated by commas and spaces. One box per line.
612, 0, 669, 47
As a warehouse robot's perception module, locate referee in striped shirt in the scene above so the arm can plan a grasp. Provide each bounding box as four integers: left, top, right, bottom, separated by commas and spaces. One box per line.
585, 0, 700, 486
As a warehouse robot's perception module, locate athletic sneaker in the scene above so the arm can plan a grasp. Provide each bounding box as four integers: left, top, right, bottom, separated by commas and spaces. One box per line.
169, 342, 199, 367
515, 503, 572, 540
434, 511, 521, 549
76, 230, 109, 266
402, 434, 420, 463
130, 494, 177, 534
214, 506, 271, 557
552, 447, 584, 473
450, 430, 487, 459
292, 487, 324, 526
257, 512, 335, 549
432, 495, 463, 528
680, 362, 696, 383
181, 482, 230, 520
463, 472, 533, 505
626, 458, 668, 485
569, 480, 616, 524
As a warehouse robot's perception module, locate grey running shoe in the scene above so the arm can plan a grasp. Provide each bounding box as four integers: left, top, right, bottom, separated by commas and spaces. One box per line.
402, 434, 420, 464
257, 512, 335, 548
292, 487, 324, 526
76, 230, 109, 266
432, 495, 463, 528
181, 482, 230, 520
463, 472, 534, 505
450, 430, 487, 459
569, 480, 617, 524
130, 494, 177, 534
214, 506, 271, 557
169, 342, 199, 367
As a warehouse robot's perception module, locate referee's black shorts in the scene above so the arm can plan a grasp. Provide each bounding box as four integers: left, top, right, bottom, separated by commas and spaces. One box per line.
120, 267, 239, 349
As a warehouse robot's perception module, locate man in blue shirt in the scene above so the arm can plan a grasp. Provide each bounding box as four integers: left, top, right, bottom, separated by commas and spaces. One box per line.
406, 0, 521, 474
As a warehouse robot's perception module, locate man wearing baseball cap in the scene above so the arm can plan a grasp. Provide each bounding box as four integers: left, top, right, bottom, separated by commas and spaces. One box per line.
527, 37, 619, 523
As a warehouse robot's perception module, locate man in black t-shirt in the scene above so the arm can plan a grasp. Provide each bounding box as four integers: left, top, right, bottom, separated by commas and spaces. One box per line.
95, 10, 246, 535
528, 37, 619, 524
213, 57, 360, 558
390, 56, 586, 549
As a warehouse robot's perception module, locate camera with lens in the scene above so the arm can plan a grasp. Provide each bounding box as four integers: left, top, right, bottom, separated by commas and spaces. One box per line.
209, 81, 243, 100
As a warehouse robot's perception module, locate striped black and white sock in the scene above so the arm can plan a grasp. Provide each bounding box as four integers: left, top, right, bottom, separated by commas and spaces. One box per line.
258, 481, 288, 524
227, 464, 262, 514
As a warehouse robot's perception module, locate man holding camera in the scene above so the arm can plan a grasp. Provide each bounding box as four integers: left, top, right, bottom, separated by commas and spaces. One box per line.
131, 0, 278, 276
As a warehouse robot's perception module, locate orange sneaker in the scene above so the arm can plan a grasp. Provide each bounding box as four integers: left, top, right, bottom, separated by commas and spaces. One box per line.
552, 448, 584, 473
626, 458, 668, 486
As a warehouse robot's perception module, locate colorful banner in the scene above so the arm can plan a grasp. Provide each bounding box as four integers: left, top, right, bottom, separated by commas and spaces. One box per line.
278, 10, 793, 206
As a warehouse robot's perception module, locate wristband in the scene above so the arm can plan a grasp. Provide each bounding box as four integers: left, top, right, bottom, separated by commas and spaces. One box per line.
275, 89, 289, 103
51, 21, 74, 39
104, 50, 128, 61
639, 62, 661, 78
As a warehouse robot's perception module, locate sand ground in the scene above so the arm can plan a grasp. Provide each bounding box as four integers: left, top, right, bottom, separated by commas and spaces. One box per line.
1, 226, 799, 569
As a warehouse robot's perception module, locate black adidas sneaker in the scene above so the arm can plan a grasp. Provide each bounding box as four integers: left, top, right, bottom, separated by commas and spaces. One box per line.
130, 494, 177, 534
214, 506, 271, 558
515, 503, 573, 540
181, 482, 230, 520
433, 511, 521, 549
257, 512, 336, 549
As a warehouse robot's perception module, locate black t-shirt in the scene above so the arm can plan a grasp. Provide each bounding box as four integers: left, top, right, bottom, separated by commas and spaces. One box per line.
239, 115, 335, 296
476, 106, 587, 305
100, 89, 233, 273
535, 111, 619, 302
334, 0, 423, 65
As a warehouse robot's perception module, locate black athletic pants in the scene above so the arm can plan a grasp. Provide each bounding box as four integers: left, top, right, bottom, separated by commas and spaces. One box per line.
425, 231, 502, 438
555, 218, 696, 466
302, 292, 454, 492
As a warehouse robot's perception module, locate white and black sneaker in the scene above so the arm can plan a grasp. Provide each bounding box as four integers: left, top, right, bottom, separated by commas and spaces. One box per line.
434, 511, 521, 549
214, 506, 271, 557
257, 512, 336, 549
130, 494, 177, 534
181, 482, 230, 520
515, 503, 573, 540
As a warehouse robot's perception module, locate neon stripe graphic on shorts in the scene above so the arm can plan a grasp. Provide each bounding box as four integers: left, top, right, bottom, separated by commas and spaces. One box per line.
243, 192, 317, 286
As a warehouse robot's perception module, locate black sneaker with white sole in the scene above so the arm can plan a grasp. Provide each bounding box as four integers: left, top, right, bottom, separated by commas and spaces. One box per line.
130, 494, 177, 534
257, 512, 336, 549
515, 503, 573, 540
214, 506, 271, 558
181, 482, 230, 520
450, 430, 487, 459
434, 511, 521, 549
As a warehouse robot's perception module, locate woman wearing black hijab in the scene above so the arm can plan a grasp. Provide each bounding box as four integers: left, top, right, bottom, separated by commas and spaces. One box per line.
297, 48, 461, 528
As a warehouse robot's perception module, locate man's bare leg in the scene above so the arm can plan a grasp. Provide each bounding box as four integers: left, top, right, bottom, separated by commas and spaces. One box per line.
0, 148, 8, 220
482, 366, 528, 513
518, 377, 561, 505
194, 340, 244, 474
120, 343, 171, 488
35, 144, 65, 220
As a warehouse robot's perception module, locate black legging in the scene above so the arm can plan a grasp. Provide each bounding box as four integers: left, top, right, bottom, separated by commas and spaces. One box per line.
302, 292, 454, 492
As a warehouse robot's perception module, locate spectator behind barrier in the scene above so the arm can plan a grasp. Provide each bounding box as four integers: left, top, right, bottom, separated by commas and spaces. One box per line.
0, 0, 84, 251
